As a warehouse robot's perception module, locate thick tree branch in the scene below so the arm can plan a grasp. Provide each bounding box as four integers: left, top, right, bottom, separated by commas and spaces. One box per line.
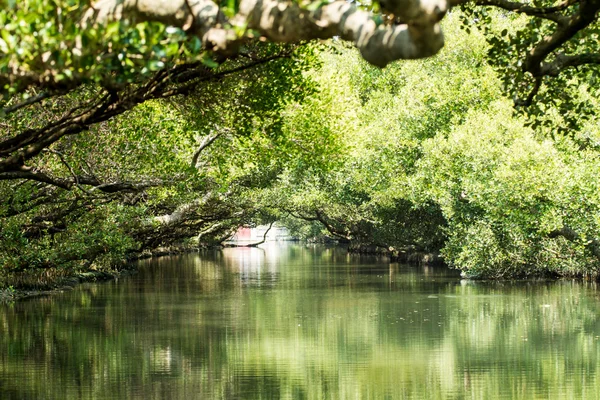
0, 170, 171, 193
451, 0, 600, 106
525, 0, 600, 77
0, 52, 291, 180
153, 194, 216, 226
0, 170, 72, 190
540, 53, 600, 76
0, 91, 109, 157
89, 179, 170, 193
85, 0, 229, 46
549, 226, 600, 261
87, 0, 447, 68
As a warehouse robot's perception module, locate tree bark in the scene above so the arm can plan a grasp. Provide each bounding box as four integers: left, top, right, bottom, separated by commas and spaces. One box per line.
86, 0, 447, 67
549, 226, 600, 261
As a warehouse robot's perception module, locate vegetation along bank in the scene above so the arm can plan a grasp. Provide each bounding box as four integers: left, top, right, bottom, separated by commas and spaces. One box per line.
1, 0, 600, 292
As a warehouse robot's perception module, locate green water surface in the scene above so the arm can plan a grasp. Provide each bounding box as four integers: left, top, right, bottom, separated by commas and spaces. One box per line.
2, 244, 600, 399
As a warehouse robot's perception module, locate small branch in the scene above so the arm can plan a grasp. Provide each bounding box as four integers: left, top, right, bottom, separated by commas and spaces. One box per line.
1, 92, 52, 116
549, 226, 600, 261
90, 179, 167, 193
43, 148, 80, 185
0, 193, 63, 219
472, 0, 573, 24
190, 131, 224, 168
80, 157, 98, 179
158, 51, 294, 98
227, 221, 275, 247
197, 221, 227, 242
314, 210, 352, 240
515, 76, 542, 107
285, 208, 351, 240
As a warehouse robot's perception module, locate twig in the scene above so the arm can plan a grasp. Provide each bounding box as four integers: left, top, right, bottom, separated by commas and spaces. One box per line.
1, 92, 51, 116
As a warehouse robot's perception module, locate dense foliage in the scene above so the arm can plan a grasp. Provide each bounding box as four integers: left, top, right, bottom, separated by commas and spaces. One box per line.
0, 42, 327, 288
266, 16, 600, 278
1, 0, 600, 286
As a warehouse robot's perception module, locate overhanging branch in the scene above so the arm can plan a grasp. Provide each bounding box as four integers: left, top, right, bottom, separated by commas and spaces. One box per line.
541, 53, 600, 76
0, 170, 173, 193
86, 0, 447, 68
470, 0, 572, 24
0, 51, 293, 181
549, 226, 600, 261
1, 92, 53, 117
524, 0, 600, 77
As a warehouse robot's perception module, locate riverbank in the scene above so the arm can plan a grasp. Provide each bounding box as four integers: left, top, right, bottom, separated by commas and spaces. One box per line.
0, 269, 139, 302
2, 242, 589, 302
0, 244, 203, 302
347, 243, 444, 265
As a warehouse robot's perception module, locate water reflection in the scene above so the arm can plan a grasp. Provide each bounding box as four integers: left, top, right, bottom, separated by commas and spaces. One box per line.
1, 244, 600, 399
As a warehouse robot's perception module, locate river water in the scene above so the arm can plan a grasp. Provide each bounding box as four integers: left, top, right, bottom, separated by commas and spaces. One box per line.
1, 243, 600, 399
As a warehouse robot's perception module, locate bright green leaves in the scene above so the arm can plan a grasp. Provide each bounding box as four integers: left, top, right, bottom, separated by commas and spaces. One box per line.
0, 0, 210, 98
267, 17, 497, 249
459, 4, 600, 138
218, 0, 241, 18
187, 44, 319, 184
269, 11, 600, 278
413, 99, 600, 277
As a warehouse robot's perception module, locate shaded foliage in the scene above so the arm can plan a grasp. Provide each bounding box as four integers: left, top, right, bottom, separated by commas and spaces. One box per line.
0, 42, 323, 287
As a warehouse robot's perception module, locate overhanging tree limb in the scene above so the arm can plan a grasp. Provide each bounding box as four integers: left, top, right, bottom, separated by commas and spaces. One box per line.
1, 92, 52, 117
549, 226, 600, 261
467, 0, 572, 24
541, 53, 600, 76
190, 131, 224, 169
0, 51, 293, 183
524, 0, 600, 77
0, 170, 172, 193
86, 0, 447, 68
225, 221, 275, 247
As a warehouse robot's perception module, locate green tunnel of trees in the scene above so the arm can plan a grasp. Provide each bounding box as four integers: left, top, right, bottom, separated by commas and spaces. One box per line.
1, 0, 600, 286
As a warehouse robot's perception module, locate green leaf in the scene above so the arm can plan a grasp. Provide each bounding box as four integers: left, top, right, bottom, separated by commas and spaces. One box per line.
306, 0, 328, 11
202, 55, 219, 68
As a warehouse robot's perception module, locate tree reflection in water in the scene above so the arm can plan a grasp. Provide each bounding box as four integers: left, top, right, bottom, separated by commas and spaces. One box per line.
1, 244, 600, 399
